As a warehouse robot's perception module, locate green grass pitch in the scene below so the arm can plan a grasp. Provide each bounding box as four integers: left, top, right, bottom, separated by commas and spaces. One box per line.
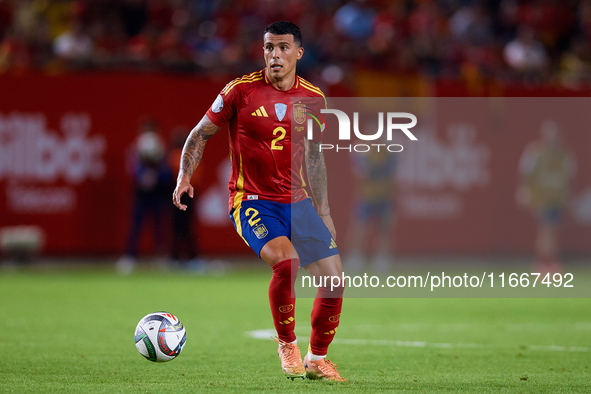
1, 266, 590, 393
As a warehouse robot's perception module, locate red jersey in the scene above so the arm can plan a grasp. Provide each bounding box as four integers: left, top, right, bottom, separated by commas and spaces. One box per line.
206, 69, 326, 212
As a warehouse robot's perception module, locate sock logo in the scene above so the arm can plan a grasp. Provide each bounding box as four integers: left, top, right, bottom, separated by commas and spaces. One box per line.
279, 304, 294, 313
324, 327, 338, 335
328, 314, 340, 323
279, 316, 294, 325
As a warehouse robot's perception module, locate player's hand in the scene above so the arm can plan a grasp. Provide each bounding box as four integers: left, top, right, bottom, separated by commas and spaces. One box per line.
173, 177, 194, 211
321, 214, 337, 241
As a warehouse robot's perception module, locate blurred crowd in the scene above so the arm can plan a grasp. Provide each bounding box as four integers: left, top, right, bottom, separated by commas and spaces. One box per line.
1, 0, 591, 87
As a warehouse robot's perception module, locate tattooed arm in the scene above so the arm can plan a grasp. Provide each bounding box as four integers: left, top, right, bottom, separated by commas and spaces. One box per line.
305, 139, 336, 240
172, 115, 220, 211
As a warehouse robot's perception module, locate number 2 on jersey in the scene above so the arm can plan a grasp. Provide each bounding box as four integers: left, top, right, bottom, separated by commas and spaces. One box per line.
271, 127, 286, 150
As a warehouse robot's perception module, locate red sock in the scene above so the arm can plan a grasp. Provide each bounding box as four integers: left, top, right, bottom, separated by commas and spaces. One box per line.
309, 286, 344, 355
269, 258, 299, 343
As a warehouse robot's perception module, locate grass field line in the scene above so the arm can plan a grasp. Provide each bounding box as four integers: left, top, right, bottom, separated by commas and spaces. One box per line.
351, 322, 591, 332
246, 329, 590, 352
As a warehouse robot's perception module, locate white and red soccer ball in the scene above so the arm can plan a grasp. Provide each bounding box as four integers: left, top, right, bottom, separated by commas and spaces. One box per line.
134, 312, 186, 362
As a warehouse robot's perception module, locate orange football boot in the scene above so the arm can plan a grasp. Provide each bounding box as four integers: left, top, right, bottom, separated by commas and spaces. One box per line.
303, 355, 348, 382
274, 338, 305, 380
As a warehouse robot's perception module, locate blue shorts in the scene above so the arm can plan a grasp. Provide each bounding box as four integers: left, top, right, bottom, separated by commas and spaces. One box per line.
356, 199, 393, 221
229, 198, 339, 266
537, 206, 563, 224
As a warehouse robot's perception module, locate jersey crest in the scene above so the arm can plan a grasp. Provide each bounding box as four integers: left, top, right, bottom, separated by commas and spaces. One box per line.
275, 103, 287, 122
293, 103, 306, 124
253, 223, 268, 239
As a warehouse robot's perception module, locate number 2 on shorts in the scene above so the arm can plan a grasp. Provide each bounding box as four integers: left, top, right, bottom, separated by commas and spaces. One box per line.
245, 208, 261, 226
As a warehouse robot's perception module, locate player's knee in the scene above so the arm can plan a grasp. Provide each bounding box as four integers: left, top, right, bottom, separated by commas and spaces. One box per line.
260, 237, 296, 266
271, 258, 300, 279
317, 285, 345, 299
265, 250, 295, 268
274, 250, 293, 263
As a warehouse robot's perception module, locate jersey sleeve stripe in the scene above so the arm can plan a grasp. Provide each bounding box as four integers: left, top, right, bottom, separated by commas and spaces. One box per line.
300, 83, 327, 109
300, 83, 324, 97
299, 78, 322, 91
299, 79, 325, 97
222, 74, 262, 94
222, 71, 264, 94
223, 77, 263, 95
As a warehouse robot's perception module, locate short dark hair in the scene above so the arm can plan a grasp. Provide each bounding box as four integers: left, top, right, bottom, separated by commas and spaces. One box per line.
264, 21, 302, 47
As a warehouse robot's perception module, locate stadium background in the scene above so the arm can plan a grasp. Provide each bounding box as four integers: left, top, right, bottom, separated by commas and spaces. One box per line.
1, 0, 591, 261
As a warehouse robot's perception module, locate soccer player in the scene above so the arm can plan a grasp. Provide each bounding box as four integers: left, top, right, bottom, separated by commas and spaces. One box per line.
345, 137, 398, 273
172, 21, 347, 382
517, 120, 575, 274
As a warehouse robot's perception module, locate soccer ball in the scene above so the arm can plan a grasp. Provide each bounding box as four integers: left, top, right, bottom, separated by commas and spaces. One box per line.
134, 312, 186, 362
